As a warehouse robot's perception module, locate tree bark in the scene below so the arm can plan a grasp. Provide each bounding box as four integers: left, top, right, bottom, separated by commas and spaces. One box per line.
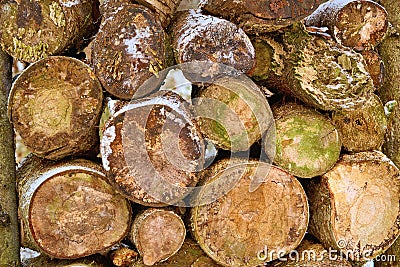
100, 91, 205, 206
0, 0, 100, 63
135, 0, 182, 27
17, 156, 132, 259
22, 254, 109, 267
109, 247, 138, 267
374, 236, 400, 266
304, 0, 388, 51
8, 56, 103, 160
376, 0, 400, 167
92, 3, 166, 100
202, 0, 328, 34
248, 23, 375, 111
306, 151, 400, 262
0, 50, 20, 266
128, 208, 186, 266
190, 159, 309, 266
271, 102, 341, 178
361, 49, 385, 88
193, 75, 274, 152
172, 10, 255, 74
332, 94, 387, 152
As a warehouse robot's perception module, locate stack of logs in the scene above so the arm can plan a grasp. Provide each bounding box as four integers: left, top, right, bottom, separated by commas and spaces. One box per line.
2, 0, 400, 266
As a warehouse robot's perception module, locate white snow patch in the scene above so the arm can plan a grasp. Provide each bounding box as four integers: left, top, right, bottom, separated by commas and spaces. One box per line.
20, 247, 40, 260
101, 125, 117, 171
160, 69, 192, 102
60, 0, 80, 7
124, 27, 152, 58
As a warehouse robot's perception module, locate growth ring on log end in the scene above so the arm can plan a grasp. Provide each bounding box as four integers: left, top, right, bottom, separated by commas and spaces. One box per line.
8, 56, 103, 160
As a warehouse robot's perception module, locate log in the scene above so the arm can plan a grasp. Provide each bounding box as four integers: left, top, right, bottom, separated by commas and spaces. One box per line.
269, 237, 352, 266
271, 102, 341, 178
376, 0, 400, 167
172, 10, 255, 74
128, 208, 186, 265
91, 3, 166, 100
135, 0, 182, 26
132, 239, 210, 266
306, 151, 400, 261
0, 0, 100, 62
361, 50, 385, 88
0, 49, 20, 266
190, 159, 309, 266
304, 0, 388, 51
109, 247, 138, 267
100, 91, 205, 206
8, 56, 103, 160
193, 75, 274, 152
332, 94, 387, 152
248, 23, 375, 111
202, 0, 328, 34
17, 155, 132, 259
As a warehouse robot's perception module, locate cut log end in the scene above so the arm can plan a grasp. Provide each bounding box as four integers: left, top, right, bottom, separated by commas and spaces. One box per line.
130, 209, 186, 266
191, 160, 308, 266
307, 151, 400, 261
272, 103, 341, 178
9, 56, 103, 160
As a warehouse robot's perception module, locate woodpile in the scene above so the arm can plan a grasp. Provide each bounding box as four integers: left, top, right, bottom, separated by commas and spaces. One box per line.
1, 0, 400, 266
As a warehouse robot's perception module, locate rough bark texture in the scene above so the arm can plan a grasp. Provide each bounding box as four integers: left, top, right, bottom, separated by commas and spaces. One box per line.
100, 91, 205, 206
248, 23, 375, 111
17, 156, 132, 259
172, 10, 255, 74
361, 49, 385, 88
8, 56, 103, 160
203, 0, 328, 33
92, 3, 166, 100
306, 151, 400, 261
193, 75, 274, 152
0, 50, 20, 266
191, 159, 309, 266
109, 247, 138, 267
272, 102, 341, 178
270, 237, 352, 266
132, 239, 211, 266
0, 0, 100, 62
129, 208, 186, 265
376, 0, 400, 167
135, 0, 182, 26
332, 94, 387, 152
305, 0, 388, 51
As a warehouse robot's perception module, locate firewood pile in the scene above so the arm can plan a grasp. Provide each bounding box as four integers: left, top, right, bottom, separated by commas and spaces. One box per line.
1, 0, 400, 266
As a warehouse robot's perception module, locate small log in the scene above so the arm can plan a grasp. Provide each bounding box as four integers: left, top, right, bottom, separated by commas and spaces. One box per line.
92, 3, 166, 100
110, 247, 139, 267
193, 75, 274, 152
361, 50, 385, 88
304, 0, 388, 51
202, 0, 328, 34
172, 10, 255, 74
132, 239, 209, 266
332, 94, 387, 152
0, 0, 99, 62
248, 23, 375, 111
376, 0, 400, 167
269, 237, 352, 266
17, 156, 132, 259
190, 159, 309, 266
8, 56, 103, 160
128, 208, 186, 265
135, 0, 182, 26
100, 91, 205, 206
306, 151, 400, 261
271, 102, 341, 178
